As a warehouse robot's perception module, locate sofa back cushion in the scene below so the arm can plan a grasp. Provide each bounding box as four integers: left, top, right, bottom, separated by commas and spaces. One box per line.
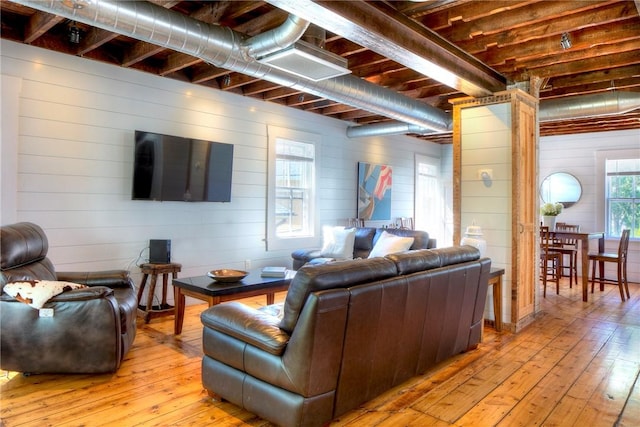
279, 257, 397, 333
333, 255, 490, 416
352, 227, 377, 259
0, 222, 57, 288
386, 245, 480, 275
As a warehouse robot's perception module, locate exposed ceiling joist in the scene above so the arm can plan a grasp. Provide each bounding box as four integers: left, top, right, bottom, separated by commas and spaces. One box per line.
266, 0, 507, 97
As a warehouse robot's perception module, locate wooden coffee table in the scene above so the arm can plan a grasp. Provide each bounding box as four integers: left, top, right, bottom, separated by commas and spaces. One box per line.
172, 269, 294, 334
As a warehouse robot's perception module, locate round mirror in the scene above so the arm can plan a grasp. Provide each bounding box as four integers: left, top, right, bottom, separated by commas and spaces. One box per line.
540, 172, 582, 208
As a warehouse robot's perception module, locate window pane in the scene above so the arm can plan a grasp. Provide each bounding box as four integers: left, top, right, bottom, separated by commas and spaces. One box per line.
605, 157, 640, 238
275, 139, 314, 238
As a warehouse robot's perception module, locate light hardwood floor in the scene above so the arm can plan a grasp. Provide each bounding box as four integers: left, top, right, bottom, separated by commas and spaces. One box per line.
2, 278, 639, 426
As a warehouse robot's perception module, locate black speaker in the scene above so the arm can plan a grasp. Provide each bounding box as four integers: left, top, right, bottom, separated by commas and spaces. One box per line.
149, 239, 171, 264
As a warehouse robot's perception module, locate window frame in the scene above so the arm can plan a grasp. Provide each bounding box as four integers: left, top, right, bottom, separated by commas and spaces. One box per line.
596, 148, 640, 239
266, 125, 320, 251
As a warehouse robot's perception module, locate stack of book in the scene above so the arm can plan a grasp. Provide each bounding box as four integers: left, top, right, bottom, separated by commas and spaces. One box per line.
260, 266, 288, 278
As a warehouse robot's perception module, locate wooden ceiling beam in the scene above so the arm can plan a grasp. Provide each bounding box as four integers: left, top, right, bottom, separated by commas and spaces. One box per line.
437, 0, 610, 41
160, 52, 202, 76
477, 20, 640, 68
501, 44, 640, 79
408, 1, 532, 31
546, 65, 640, 92
24, 11, 62, 44
190, 63, 229, 84
268, 0, 506, 96
451, 2, 634, 54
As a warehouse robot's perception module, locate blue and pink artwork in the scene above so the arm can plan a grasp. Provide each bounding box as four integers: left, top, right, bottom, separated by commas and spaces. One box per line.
357, 162, 392, 221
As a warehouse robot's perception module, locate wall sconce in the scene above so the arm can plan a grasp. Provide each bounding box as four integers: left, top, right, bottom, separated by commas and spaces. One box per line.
478, 169, 493, 187
68, 22, 80, 44
560, 32, 571, 50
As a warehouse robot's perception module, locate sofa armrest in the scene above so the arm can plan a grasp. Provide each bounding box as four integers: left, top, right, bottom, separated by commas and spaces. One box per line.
291, 249, 323, 270
428, 238, 437, 248
201, 302, 290, 356
56, 270, 133, 289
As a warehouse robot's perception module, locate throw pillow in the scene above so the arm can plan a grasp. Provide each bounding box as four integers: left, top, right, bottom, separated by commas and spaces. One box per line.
368, 231, 415, 258
320, 226, 356, 260
3, 280, 88, 309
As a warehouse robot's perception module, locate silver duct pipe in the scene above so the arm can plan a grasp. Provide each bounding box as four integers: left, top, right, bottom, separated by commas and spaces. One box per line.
347, 122, 434, 138
347, 91, 640, 138
13, 0, 451, 132
243, 14, 309, 58
538, 91, 640, 122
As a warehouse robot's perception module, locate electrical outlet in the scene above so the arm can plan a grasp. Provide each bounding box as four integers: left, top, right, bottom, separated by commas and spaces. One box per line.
245, 259, 251, 270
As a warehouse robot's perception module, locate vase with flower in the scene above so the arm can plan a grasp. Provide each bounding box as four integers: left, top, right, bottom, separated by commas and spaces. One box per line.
540, 202, 563, 230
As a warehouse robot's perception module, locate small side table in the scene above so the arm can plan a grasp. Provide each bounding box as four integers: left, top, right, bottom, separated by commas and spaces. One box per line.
137, 262, 182, 323
484, 267, 504, 337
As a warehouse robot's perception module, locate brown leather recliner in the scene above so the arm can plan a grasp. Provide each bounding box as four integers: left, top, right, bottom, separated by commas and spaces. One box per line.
0, 222, 137, 374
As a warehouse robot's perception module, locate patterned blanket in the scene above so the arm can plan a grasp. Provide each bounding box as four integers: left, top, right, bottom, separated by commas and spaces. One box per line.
3, 280, 88, 309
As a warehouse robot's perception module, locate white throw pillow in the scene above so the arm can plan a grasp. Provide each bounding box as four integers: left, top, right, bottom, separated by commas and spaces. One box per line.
320, 226, 356, 260
368, 231, 415, 258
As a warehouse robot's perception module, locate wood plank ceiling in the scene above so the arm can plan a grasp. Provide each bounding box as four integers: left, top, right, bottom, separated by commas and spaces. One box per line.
1, 0, 639, 144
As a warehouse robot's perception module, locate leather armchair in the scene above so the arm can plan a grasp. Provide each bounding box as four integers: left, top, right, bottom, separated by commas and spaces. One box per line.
0, 222, 137, 374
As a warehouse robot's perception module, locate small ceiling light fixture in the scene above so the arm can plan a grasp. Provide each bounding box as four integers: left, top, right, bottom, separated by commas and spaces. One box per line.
560, 32, 572, 50
222, 74, 231, 86
69, 22, 81, 44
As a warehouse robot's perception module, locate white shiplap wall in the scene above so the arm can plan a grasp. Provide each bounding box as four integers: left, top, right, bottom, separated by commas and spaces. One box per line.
0, 40, 442, 305
460, 103, 513, 325
540, 129, 640, 283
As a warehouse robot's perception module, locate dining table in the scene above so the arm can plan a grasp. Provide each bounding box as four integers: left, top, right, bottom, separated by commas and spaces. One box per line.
552, 230, 605, 301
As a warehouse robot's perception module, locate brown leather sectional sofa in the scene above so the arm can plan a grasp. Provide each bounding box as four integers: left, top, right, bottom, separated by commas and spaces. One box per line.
291, 226, 437, 270
201, 245, 490, 427
0, 222, 137, 374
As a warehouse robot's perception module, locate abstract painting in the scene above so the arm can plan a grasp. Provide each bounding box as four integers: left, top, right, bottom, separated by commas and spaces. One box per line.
357, 162, 392, 220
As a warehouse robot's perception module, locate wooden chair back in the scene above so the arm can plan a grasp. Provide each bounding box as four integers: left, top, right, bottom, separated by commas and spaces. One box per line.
554, 222, 580, 247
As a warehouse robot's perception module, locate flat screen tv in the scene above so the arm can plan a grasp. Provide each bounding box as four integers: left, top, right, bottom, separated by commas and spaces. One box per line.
132, 130, 233, 202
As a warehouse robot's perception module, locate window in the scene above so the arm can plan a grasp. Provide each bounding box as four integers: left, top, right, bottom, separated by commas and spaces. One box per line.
267, 125, 319, 251
414, 154, 444, 244
275, 139, 314, 237
605, 157, 640, 238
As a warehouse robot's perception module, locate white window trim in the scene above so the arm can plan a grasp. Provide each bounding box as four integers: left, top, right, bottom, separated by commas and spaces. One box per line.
595, 148, 640, 238
266, 125, 320, 251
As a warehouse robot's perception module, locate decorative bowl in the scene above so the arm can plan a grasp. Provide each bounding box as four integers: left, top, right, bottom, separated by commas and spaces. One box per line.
207, 269, 248, 283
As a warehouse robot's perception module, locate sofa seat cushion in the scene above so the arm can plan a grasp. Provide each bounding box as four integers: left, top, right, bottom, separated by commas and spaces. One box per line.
202, 302, 290, 355
279, 257, 397, 333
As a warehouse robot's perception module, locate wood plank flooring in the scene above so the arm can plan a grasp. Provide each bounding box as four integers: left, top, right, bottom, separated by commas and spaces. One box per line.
2, 279, 640, 426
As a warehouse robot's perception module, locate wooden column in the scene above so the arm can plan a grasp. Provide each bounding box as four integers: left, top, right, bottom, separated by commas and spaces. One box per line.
452, 89, 538, 332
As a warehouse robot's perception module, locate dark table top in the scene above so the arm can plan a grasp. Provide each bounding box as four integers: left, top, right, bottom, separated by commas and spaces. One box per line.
173, 269, 295, 296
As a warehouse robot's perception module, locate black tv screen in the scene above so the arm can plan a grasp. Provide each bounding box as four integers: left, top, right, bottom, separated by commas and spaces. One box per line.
132, 130, 233, 202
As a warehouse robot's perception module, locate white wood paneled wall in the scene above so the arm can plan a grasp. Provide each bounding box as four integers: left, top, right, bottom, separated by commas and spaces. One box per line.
0, 40, 442, 305
540, 129, 640, 283
460, 103, 513, 325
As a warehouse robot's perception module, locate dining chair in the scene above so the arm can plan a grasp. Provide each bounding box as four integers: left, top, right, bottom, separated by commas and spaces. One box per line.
589, 229, 631, 301
396, 217, 414, 230
540, 225, 562, 297
347, 217, 365, 228
550, 223, 580, 288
